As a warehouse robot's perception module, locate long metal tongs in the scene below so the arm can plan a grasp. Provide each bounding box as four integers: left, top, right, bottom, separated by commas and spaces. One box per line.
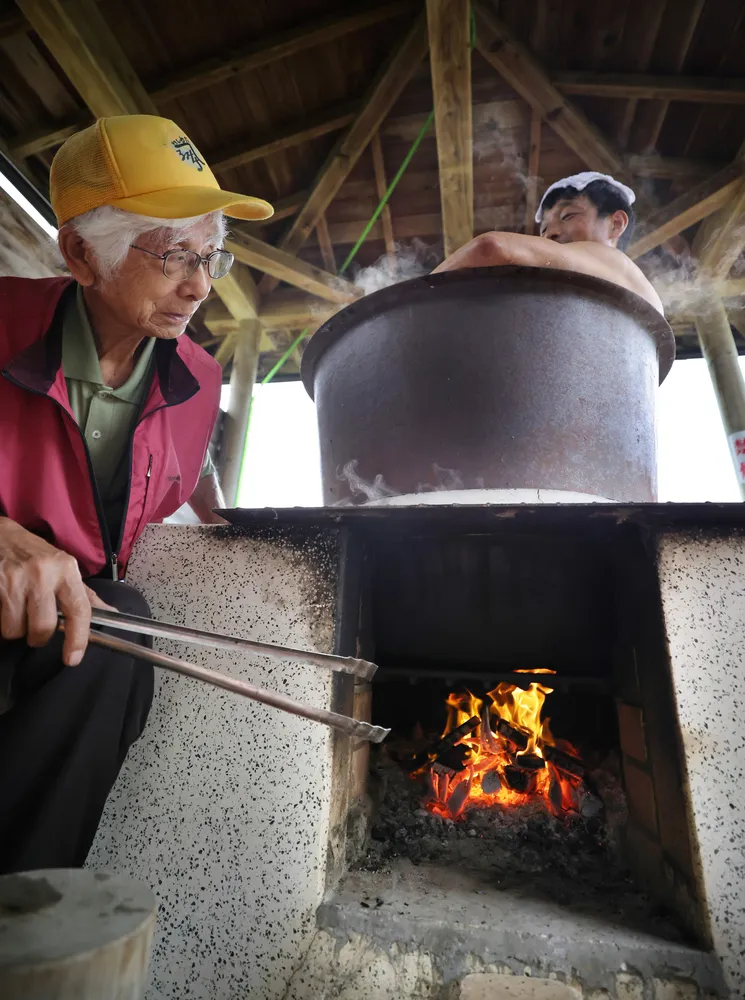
87, 607, 377, 680
85, 630, 388, 743
58, 610, 388, 743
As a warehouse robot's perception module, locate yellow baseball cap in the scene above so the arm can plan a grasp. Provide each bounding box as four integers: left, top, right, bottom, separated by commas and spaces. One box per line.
50, 115, 274, 227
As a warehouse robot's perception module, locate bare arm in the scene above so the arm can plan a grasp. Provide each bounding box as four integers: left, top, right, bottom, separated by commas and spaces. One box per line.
188, 471, 228, 524
433, 232, 664, 315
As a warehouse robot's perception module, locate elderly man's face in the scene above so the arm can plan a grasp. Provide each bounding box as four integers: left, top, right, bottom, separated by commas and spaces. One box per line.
539, 194, 627, 248
74, 216, 220, 340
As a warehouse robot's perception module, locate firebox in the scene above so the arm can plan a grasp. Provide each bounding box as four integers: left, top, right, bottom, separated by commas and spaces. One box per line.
339, 517, 705, 942
207, 502, 732, 999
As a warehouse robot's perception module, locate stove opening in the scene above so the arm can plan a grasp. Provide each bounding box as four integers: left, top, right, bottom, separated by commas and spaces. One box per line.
347, 525, 707, 947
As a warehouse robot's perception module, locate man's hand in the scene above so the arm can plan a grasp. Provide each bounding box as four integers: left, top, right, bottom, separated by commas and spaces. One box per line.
0, 517, 111, 666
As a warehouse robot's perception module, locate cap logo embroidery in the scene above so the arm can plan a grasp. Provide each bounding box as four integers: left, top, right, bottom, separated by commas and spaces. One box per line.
171, 136, 205, 172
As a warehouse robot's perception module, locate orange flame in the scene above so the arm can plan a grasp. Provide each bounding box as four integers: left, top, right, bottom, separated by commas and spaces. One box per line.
424, 672, 583, 820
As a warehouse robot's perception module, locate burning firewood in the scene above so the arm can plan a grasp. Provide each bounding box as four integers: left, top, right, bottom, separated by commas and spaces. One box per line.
420, 677, 586, 821
542, 743, 585, 778
494, 717, 530, 752
406, 715, 480, 773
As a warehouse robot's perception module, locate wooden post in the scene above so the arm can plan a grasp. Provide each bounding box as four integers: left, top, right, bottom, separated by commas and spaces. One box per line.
694, 298, 745, 499
524, 109, 542, 234
427, 0, 473, 257
220, 320, 261, 506
371, 132, 396, 264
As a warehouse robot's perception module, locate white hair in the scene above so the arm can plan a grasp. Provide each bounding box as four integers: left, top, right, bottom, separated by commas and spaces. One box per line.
65, 206, 227, 280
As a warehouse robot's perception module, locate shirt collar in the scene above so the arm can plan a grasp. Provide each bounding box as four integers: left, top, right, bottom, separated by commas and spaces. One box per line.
62, 284, 156, 402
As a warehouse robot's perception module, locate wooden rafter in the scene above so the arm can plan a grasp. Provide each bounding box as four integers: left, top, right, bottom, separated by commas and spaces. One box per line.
630, 0, 706, 153
692, 169, 745, 277
554, 73, 745, 105
150, 0, 413, 105
315, 213, 337, 274
17, 0, 157, 118
473, 3, 625, 180
11, 0, 413, 156
614, 0, 667, 149
315, 205, 516, 244
226, 230, 360, 303
257, 12, 428, 297
210, 102, 358, 175
627, 163, 743, 260
370, 133, 396, 261
426, 0, 473, 257
524, 110, 541, 235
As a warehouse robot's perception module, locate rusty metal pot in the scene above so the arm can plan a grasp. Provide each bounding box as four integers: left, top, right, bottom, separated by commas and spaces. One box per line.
301, 266, 675, 506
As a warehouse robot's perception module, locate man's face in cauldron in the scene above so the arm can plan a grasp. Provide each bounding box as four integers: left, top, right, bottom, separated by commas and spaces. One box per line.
539, 194, 628, 248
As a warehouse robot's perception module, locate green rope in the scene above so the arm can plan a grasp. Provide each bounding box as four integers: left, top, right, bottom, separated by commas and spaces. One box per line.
338, 109, 435, 276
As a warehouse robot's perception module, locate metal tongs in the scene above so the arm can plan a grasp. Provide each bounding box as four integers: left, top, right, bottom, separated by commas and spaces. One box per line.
60, 609, 389, 744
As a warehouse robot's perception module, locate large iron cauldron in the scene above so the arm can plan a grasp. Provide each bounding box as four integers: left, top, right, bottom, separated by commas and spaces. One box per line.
301, 266, 675, 505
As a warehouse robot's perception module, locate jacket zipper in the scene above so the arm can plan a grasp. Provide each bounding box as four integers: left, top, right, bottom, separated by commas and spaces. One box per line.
4, 371, 174, 580
3, 372, 115, 574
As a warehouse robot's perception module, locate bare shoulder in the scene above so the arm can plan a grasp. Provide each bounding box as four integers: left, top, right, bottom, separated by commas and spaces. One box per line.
433, 233, 663, 315
564, 242, 664, 315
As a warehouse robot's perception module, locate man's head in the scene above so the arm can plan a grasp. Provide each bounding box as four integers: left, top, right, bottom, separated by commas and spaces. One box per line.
536, 173, 635, 251
51, 115, 274, 340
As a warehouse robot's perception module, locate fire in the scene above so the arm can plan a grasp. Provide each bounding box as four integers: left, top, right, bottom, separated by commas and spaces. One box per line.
423, 671, 584, 820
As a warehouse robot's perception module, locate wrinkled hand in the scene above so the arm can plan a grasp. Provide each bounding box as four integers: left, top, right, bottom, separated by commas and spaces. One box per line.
0, 517, 114, 666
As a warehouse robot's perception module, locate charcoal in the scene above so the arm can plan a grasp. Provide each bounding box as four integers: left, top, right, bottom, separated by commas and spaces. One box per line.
504, 765, 536, 794
516, 753, 545, 771
495, 718, 530, 751
436, 744, 470, 772
357, 749, 684, 943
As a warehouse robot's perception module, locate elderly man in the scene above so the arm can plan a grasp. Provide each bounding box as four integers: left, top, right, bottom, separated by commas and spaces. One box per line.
435, 171, 663, 314
0, 114, 273, 872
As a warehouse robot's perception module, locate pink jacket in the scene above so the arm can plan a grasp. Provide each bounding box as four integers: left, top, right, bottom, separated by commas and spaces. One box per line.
0, 277, 221, 578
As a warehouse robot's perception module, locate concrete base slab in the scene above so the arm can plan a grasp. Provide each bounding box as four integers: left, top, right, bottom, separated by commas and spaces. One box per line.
286, 860, 726, 999
460, 975, 581, 1000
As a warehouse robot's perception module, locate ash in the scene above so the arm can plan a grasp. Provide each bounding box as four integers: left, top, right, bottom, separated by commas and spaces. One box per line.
356, 750, 683, 940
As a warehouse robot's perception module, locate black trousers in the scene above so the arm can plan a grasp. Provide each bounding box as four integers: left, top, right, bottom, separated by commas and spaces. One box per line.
0, 580, 154, 874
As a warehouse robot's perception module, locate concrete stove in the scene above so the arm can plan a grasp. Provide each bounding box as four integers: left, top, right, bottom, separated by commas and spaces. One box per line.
87, 504, 745, 1000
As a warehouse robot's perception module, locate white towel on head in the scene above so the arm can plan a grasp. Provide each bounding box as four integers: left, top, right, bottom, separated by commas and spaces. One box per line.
535, 171, 636, 223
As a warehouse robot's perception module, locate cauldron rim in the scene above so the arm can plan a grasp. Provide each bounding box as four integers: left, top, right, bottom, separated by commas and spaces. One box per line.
301, 264, 676, 399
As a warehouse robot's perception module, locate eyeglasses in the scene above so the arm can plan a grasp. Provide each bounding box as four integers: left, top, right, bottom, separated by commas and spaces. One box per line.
130, 244, 234, 281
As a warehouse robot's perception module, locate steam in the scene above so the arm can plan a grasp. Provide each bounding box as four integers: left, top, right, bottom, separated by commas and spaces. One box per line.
351, 239, 440, 296
472, 101, 531, 194
337, 460, 397, 503
336, 460, 477, 504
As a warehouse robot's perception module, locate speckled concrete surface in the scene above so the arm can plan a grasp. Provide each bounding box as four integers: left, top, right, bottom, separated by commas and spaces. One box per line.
657, 531, 745, 999
87, 524, 340, 1000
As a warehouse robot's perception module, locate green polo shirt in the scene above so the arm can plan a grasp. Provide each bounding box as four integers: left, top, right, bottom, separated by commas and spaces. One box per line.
63, 285, 214, 546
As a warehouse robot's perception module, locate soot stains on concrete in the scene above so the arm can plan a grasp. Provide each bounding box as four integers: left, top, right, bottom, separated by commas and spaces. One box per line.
87, 525, 341, 999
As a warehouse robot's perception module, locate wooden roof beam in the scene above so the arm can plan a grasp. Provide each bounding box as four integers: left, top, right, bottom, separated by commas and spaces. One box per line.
474, 2, 625, 179
692, 173, 745, 277
17, 0, 157, 118
627, 163, 743, 260
227, 230, 362, 304
524, 110, 541, 234
10, 1, 413, 158
209, 102, 358, 175
554, 72, 745, 105
427, 0, 473, 257
258, 12, 429, 297
150, 0, 414, 105
370, 133, 396, 262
